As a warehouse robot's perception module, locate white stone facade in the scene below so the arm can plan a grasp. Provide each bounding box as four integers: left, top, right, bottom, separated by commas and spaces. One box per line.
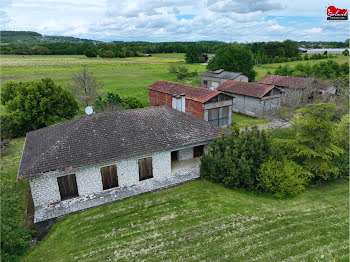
29, 144, 207, 211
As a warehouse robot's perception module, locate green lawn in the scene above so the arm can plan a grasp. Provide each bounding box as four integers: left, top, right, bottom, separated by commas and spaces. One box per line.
21, 179, 349, 262
232, 112, 270, 128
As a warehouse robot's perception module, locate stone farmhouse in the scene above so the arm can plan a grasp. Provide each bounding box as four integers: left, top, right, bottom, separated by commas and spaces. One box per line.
200, 69, 248, 90
17, 106, 222, 237
218, 80, 282, 118
147, 80, 234, 127
259, 75, 336, 95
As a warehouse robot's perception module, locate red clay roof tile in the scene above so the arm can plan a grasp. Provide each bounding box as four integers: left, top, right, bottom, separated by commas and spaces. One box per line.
217, 80, 275, 98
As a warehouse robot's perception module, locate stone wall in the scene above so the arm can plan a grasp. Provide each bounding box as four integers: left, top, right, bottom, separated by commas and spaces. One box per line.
178, 147, 194, 161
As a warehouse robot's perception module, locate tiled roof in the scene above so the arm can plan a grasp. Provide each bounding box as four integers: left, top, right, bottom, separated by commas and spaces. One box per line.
18, 107, 222, 180
259, 75, 314, 89
147, 80, 221, 103
218, 80, 275, 98
200, 70, 243, 80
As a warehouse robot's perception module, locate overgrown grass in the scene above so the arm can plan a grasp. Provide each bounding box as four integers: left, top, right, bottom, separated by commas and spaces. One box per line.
22, 179, 349, 262
254, 55, 348, 81
232, 112, 270, 128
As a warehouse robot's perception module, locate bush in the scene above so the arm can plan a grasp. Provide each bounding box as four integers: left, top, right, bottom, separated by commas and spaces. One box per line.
168, 65, 177, 74
342, 49, 349, 56
122, 96, 144, 109
85, 48, 97, 57
201, 127, 272, 191
1, 78, 78, 138
257, 159, 311, 198
101, 50, 115, 58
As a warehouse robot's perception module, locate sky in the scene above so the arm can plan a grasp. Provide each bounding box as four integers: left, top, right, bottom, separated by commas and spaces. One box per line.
1, 0, 349, 42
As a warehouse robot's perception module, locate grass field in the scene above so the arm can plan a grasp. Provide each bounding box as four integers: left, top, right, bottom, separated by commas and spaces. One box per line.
21, 179, 349, 262
232, 112, 270, 128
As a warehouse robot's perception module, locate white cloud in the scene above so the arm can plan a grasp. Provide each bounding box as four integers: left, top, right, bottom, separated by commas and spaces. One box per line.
0, 0, 349, 42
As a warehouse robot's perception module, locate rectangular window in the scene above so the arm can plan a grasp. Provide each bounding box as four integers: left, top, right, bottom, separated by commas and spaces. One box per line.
101, 165, 118, 190
171, 150, 178, 162
57, 174, 79, 200
208, 106, 229, 126
194, 145, 204, 158
138, 157, 153, 181
203, 80, 208, 86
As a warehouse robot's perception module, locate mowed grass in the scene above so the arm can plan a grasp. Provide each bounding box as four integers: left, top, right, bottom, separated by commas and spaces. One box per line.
232, 112, 270, 128
22, 179, 349, 262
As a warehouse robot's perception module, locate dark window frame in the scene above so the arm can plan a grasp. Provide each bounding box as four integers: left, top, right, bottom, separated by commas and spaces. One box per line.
57, 173, 79, 201
101, 164, 119, 190
194, 145, 204, 158
138, 157, 153, 181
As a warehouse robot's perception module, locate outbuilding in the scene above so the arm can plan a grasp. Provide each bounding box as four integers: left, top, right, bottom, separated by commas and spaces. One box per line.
200, 69, 248, 90
17, 106, 222, 235
218, 80, 281, 117
147, 80, 234, 127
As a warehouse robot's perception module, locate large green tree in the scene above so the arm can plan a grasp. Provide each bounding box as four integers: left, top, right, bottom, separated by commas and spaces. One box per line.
290, 103, 342, 181
1, 78, 78, 137
185, 45, 203, 63
207, 44, 257, 81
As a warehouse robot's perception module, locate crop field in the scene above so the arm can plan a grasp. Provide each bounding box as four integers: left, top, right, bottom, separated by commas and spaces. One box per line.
22, 179, 349, 261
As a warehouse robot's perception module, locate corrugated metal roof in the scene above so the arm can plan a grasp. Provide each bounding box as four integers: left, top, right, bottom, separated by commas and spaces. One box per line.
200, 70, 243, 80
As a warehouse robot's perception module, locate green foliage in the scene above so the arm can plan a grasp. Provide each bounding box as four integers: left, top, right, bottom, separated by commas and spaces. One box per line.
185, 45, 202, 63
274, 60, 349, 80
336, 113, 349, 152
1, 78, 78, 138
121, 96, 144, 109
342, 49, 349, 56
94, 92, 123, 112
30, 45, 50, 55
101, 50, 115, 58
207, 44, 257, 81
85, 48, 97, 57
289, 103, 343, 181
200, 126, 272, 190
257, 159, 312, 198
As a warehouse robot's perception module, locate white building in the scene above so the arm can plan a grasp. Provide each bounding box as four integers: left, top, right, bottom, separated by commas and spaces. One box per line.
18, 106, 221, 238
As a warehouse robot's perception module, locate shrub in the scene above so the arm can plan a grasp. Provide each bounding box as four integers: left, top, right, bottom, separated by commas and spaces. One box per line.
201, 127, 272, 191
1, 78, 78, 138
168, 65, 177, 74
257, 159, 312, 198
122, 96, 144, 109
342, 49, 349, 56
85, 48, 97, 57
101, 50, 115, 58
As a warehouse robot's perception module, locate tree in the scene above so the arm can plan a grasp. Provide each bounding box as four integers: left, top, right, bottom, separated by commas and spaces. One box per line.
85, 48, 97, 57
94, 92, 123, 113
1, 78, 78, 137
101, 50, 115, 58
122, 96, 144, 109
289, 103, 343, 181
283, 40, 299, 58
207, 44, 257, 81
342, 49, 349, 56
185, 45, 202, 63
30, 45, 50, 55
67, 67, 103, 107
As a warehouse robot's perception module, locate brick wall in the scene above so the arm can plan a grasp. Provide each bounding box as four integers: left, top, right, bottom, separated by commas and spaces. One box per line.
185, 99, 203, 119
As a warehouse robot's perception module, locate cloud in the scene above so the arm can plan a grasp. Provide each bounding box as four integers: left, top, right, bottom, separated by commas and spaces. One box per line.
207, 0, 283, 14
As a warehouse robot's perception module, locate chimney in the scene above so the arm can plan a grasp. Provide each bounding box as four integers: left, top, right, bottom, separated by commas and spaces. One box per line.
180, 93, 186, 112
172, 94, 177, 110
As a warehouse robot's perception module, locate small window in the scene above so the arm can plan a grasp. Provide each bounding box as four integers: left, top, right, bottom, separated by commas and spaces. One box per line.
171, 151, 179, 162
203, 80, 208, 86
101, 165, 118, 190
57, 174, 79, 200
194, 145, 204, 158
138, 157, 153, 181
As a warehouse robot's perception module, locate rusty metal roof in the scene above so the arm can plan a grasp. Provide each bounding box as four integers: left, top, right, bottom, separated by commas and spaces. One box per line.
147, 80, 222, 103
218, 80, 275, 98
18, 106, 222, 180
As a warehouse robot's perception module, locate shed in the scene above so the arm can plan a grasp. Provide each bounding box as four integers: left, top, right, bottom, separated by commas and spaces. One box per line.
200, 69, 248, 90
218, 80, 281, 117
147, 80, 234, 127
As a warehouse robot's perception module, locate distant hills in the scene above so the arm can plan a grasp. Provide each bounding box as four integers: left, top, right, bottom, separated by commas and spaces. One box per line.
0, 31, 100, 45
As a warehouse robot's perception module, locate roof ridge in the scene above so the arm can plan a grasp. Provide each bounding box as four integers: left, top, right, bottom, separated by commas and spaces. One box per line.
20, 116, 87, 178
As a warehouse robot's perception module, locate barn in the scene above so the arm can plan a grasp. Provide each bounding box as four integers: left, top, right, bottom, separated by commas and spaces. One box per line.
200, 69, 248, 90
17, 106, 222, 236
147, 80, 234, 127
218, 80, 282, 117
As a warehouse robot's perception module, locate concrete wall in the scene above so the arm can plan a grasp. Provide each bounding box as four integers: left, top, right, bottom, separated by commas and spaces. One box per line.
201, 76, 248, 89
29, 143, 210, 210
231, 94, 280, 118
